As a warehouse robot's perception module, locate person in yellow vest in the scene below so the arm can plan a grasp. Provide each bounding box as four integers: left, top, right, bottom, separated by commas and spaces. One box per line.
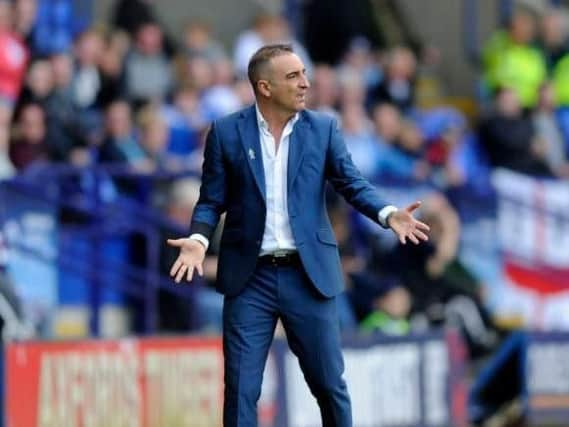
482, 8, 546, 108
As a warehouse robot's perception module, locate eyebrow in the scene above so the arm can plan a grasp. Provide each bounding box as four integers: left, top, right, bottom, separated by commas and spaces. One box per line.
285, 68, 306, 78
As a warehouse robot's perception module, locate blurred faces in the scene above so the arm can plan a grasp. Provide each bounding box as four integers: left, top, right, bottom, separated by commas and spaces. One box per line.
387, 47, 416, 81
538, 82, 556, 111
75, 30, 104, 67
496, 87, 522, 117
211, 57, 235, 86
26, 60, 54, 98
18, 103, 45, 143
186, 57, 213, 91
308, 64, 338, 108
14, 0, 36, 36
510, 10, 536, 45
541, 11, 568, 48
139, 112, 168, 156
183, 22, 210, 51
136, 23, 163, 55
398, 121, 424, 153
0, 0, 12, 31
50, 53, 73, 89
372, 103, 402, 142
106, 101, 132, 138
340, 104, 368, 134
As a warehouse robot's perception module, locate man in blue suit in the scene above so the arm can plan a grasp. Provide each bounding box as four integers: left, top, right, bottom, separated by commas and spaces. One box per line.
168, 44, 429, 427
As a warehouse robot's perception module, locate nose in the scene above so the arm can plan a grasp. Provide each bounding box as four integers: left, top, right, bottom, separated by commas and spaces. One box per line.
300, 74, 310, 89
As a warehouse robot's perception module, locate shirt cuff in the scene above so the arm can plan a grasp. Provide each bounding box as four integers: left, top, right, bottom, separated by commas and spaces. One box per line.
378, 205, 398, 228
189, 233, 210, 251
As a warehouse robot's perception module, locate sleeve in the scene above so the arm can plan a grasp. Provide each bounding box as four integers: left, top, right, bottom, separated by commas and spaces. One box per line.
189, 122, 227, 240
325, 118, 390, 227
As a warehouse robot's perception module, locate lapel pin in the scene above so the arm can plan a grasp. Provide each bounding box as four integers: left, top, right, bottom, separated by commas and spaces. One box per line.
248, 148, 256, 160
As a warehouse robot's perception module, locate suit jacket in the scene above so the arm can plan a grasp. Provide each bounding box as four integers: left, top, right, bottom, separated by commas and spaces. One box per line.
190, 105, 388, 297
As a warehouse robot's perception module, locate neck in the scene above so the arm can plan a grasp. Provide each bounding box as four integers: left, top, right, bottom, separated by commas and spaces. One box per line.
256, 100, 297, 131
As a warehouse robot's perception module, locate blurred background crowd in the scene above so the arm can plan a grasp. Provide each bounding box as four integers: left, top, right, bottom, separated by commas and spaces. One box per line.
1, 0, 569, 418
1, 0, 569, 425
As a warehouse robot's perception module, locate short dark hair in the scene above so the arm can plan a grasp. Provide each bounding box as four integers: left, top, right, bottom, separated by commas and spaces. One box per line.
247, 43, 294, 93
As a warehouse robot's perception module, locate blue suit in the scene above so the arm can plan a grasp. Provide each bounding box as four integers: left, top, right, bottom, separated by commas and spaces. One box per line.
190, 105, 388, 426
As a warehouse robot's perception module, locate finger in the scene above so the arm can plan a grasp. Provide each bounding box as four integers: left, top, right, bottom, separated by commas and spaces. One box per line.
405, 201, 422, 213
414, 229, 429, 241
409, 233, 420, 245
399, 233, 407, 245
186, 265, 195, 282
175, 264, 187, 283
415, 220, 430, 231
167, 239, 183, 247
170, 259, 182, 277
196, 263, 204, 277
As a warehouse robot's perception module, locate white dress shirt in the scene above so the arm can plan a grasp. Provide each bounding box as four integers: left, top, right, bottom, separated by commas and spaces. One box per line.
256, 105, 299, 255
190, 107, 397, 252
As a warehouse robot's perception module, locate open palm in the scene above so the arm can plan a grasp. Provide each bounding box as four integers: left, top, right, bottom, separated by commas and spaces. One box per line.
387, 201, 430, 245
167, 238, 206, 283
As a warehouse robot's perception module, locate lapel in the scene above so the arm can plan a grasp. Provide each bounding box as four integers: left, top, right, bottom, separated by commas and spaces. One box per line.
287, 111, 309, 195
237, 106, 266, 202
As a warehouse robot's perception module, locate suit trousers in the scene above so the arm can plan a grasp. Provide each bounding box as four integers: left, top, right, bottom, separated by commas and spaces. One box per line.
222, 260, 352, 427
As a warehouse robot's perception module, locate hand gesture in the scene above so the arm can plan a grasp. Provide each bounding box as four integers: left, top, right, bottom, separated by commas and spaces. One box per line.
167, 238, 206, 283
387, 201, 430, 245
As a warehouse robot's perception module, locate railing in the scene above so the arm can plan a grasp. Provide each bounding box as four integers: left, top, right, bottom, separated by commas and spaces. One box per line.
0, 164, 204, 336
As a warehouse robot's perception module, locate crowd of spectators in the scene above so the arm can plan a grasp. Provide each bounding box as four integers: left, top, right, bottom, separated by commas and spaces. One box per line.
1, 0, 569, 363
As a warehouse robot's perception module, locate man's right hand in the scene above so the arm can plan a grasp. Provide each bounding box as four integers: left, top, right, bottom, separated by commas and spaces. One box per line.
167, 238, 206, 283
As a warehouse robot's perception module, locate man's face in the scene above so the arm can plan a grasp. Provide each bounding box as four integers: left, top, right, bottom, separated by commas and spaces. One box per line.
263, 53, 310, 113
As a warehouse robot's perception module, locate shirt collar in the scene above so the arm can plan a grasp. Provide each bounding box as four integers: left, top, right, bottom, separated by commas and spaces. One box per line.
255, 104, 300, 134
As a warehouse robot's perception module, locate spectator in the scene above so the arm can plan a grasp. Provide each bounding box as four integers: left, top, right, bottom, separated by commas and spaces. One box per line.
13, 0, 37, 45
533, 82, 569, 177
159, 177, 223, 332
21, 59, 89, 164
0, 0, 29, 175
9, 102, 48, 170
384, 193, 498, 357
372, 102, 402, 147
337, 67, 367, 109
482, 7, 546, 108
341, 103, 379, 179
478, 87, 553, 176
161, 86, 205, 165
306, 64, 340, 118
369, 47, 417, 114
201, 57, 241, 120
136, 105, 173, 171
31, 0, 82, 56
124, 22, 173, 107
96, 31, 128, 109
538, 8, 569, 72
71, 29, 104, 110
98, 100, 147, 168
337, 36, 382, 92
182, 20, 226, 62
375, 119, 430, 182
359, 281, 412, 336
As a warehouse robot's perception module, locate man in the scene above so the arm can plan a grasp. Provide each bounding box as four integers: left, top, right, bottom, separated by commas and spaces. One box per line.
168, 44, 429, 427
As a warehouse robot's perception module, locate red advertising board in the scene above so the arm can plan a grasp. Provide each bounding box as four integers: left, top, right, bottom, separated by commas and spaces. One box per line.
5, 337, 224, 427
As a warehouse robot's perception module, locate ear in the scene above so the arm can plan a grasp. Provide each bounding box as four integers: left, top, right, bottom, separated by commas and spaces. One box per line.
257, 79, 271, 98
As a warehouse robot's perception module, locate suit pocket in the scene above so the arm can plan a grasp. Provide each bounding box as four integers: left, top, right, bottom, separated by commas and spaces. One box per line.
316, 229, 337, 246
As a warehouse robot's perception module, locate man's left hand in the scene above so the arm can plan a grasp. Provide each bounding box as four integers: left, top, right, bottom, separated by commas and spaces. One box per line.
387, 201, 430, 245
